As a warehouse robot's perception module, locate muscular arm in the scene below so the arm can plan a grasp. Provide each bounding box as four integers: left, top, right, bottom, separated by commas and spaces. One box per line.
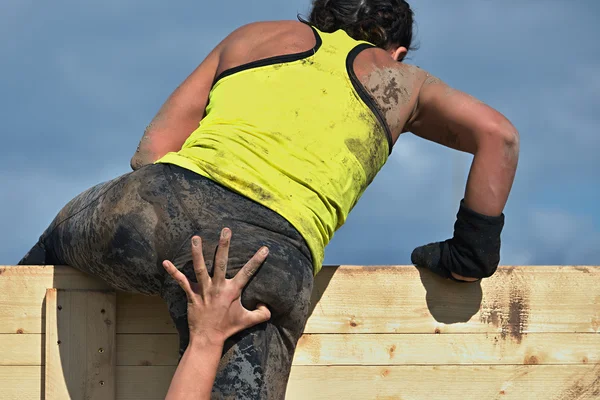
406, 73, 520, 217
130, 45, 222, 170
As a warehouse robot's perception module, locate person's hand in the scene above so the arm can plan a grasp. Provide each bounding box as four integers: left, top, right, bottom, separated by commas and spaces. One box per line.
411, 200, 505, 283
162, 228, 272, 346
410, 241, 480, 282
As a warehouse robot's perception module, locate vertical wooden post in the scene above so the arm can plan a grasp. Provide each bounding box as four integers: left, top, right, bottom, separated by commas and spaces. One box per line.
45, 289, 116, 400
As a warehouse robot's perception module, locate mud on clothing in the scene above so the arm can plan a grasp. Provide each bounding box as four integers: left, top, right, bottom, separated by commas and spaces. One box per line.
157, 20, 393, 275
19, 20, 392, 399
19, 164, 314, 399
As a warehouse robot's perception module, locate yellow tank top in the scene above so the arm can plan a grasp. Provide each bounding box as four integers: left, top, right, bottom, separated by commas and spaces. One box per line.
157, 21, 392, 275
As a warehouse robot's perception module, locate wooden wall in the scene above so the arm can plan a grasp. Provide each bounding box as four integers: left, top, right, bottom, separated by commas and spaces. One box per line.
1, 265, 599, 399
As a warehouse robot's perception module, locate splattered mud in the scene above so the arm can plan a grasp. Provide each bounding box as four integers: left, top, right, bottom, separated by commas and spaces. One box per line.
18, 163, 315, 399
479, 271, 530, 343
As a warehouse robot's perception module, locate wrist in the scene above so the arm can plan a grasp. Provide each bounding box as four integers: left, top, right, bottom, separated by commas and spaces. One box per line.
443, 199, 505, 279
459, 199, 505, 223
189, 331, 226, 351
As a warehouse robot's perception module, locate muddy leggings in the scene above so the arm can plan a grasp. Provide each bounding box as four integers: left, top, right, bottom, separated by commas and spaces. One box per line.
18, 163, 314, 399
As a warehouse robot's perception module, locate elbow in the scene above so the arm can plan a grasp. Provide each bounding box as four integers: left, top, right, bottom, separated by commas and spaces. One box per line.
130, 144, 159, 171
130, 151, 142, 171
500, 126, 520, 163
502, 123, 520, 154
130, 151, 150, 171
479, 118, 520, 161
130, 156, 141, 171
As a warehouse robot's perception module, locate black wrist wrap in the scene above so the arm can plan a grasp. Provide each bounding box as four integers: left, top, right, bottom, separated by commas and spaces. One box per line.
441, 200, 505, 280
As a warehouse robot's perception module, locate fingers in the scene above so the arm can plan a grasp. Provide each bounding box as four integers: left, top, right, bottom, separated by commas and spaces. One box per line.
162, 260, 194, 300
410, 245, 428, 267
243, 303, 272, 328
191, 236, 210, 289
411, 242, 452, 280
411, 242, 443, 268
213, 228, 231, 283
233, 246, 269, 289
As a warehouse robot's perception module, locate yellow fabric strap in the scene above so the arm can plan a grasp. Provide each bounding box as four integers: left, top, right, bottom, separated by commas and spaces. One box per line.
157, 24, 390, 275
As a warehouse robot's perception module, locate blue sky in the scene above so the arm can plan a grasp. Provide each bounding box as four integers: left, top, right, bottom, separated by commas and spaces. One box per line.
1, 0, 599, 266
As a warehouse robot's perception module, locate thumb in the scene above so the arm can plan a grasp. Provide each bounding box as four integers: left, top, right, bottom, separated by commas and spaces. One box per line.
411, 242, 440, 267
244, 304, 272, 327
411, 241, 451, 279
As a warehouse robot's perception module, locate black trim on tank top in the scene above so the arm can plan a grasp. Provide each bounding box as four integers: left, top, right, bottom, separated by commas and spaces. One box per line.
346, 43, 394, 155
213, 25, 323, 85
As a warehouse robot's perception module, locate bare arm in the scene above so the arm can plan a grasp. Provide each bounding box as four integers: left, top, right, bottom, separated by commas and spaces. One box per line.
130, 45, 222, 170
406, 74, 520, 216
406, 72, 519, 282
162, 229, 271, 400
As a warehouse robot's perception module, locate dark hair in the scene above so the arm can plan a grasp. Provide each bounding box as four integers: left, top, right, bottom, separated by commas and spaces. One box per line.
307, 0, 416, 51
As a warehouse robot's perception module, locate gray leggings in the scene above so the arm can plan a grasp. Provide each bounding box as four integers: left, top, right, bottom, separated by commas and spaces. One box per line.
19, 163, 314, 399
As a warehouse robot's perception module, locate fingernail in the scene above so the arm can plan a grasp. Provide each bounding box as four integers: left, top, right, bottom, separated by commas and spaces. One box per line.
192, 237, 199, 247
260, 247, 269, 255
221, 228, 230, 239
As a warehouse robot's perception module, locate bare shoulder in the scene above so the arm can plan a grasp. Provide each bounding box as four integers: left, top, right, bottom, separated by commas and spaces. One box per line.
355, 51, 429, 138
361, 62, 426, 109
222, 20, 303, 43
216, 20, 313, 62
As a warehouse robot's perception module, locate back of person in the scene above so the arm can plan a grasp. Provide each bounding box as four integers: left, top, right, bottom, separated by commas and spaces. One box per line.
157, 18, 421, 274
19, 1, 515, 398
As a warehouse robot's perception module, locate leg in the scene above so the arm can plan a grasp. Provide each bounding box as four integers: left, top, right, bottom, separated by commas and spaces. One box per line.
160, 166, 314, 399
163, 233, 313, 399
18, 164, 193, 295
19, 241, 49, 265
18, 178, 126, 266
213, 235, 313, 400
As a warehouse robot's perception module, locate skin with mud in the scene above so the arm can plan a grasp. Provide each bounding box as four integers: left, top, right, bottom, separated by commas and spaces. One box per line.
132, 20, 424, 164
17, 17, 520, 400
132, 19, 520, 281
131, 21, 519, 215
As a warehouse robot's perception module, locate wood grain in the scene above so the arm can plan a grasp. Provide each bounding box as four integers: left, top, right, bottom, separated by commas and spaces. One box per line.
44, 289, 116, 400
4, 365, 598, 400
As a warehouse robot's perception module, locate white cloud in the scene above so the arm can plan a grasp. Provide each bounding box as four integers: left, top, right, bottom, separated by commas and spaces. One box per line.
2, 0, 599, 268
0, 163, 131, 263
530, 210, 583, 246
500, 245, 534, 266
501, 209, 600, 265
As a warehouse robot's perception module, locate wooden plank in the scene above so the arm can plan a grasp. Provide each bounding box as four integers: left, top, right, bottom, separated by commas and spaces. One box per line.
116, 334, 179, 366
114, 364, 600, 400
115, 366, 175, 400
305, 266, 600, 335
110, 333, 600, 367
114, 266, 600, 335
45, 288, 66, 400
0, 333, 179, 367
285, 365, 600, 400
292, 333, 600, 367
3, 332, 598, 367
2, 364, 599, 400
116, 293, 175, 334
2, 264, 597, 400
0, 266, 109, 333
0, 366, 42, 400
45, 289, 116, 400
2, 266, 599, 335
0, 334, 43, 366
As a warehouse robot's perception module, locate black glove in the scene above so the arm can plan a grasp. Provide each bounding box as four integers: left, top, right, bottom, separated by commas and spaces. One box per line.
411, 200, 505, 282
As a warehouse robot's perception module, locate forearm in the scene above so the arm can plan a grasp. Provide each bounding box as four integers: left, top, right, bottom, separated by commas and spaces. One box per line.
165, 335, 224, 400
463, 129, 519, 216
130, 123, 196, 170
130, 127, 180, 171
446, 129, 518, 281
130, 134, 158, 170
131, 99, 206, 171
